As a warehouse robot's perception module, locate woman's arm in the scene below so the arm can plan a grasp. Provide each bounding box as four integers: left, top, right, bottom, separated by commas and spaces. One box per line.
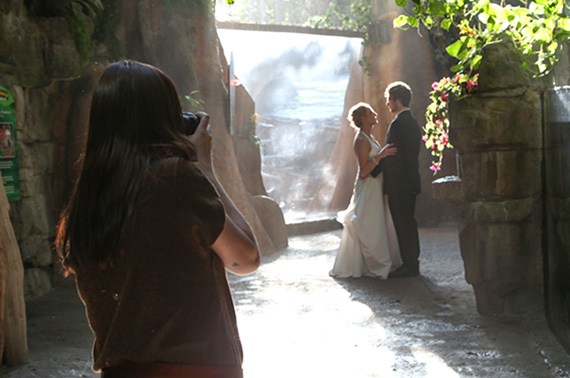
189, 113, 260, 275
355, 138, 397, 178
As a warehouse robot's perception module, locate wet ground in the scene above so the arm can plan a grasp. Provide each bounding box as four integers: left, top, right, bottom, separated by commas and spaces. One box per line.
3, 226, 570, 377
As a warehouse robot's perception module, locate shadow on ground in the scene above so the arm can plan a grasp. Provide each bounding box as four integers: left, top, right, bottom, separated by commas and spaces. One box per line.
3, 227, 570, 377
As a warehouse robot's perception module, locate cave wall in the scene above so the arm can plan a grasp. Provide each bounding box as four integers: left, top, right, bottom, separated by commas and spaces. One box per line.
544, 86, 570, 354
444, 41, 545, 315
432, 38, 570, 353
0, 0, 284, 298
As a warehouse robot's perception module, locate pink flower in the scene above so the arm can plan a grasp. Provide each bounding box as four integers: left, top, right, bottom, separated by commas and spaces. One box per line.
431, 81, 439, 90
430, 163, 441, 171
441, 93, 449, 102
422, 135, 428, 142
466, 77, 479, 93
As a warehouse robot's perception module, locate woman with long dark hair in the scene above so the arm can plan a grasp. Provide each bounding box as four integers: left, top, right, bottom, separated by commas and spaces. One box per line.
56, 60, 259, 378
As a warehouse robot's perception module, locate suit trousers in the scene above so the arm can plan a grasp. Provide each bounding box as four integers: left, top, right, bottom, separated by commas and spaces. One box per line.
388, 194, 420, 272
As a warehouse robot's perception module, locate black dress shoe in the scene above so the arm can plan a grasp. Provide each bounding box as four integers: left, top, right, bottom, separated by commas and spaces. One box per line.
388, 266, 419, 278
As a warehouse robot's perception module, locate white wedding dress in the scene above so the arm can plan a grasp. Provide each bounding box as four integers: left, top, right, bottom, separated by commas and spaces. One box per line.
330, 131, 402, 279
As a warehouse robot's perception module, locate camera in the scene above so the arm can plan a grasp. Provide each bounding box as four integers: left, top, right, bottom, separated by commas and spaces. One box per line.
182, 112, 200, 135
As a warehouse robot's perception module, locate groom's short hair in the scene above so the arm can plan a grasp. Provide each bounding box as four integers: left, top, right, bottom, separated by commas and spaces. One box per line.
385, 81, 412, 107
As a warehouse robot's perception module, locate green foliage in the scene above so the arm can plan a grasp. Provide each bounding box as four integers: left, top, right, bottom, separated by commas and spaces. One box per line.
181, 90, 206, 113
307, 0, 371, 35
358, 53, 371, 75
394, 0, 570, 78
235, 113, 264, 151
393, 0, 570, 172
306, 0, 372, 72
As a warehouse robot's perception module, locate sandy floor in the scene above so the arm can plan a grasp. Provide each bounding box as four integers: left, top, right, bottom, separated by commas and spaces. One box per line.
3, 227, 570, 377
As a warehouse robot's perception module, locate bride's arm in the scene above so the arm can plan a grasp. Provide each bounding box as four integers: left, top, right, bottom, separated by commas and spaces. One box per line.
361, 143, 397, 179
354, 138, 377, 178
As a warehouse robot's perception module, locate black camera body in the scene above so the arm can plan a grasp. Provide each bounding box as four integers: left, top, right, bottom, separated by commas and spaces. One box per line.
182, 112, 200, 135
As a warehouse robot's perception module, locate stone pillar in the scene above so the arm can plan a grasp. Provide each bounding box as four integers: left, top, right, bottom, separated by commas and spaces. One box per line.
543, 88, 570, 353
437, 41, 544, 315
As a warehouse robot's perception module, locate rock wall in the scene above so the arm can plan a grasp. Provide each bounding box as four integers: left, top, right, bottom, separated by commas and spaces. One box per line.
0, 0, 285, 298
544, 88, 570, 353
425, 28, 570, 353
436, 41, 545, 315
0, 0, 85, 297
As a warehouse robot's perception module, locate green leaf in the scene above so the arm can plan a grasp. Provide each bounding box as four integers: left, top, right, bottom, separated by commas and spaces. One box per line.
548, 40, 559, 53
471, 54, 483, 69
393, 15, 410, 29
423, 16, 435, 28
429, 1, 447, 18
450, 64, 463, 72
446, 39, 465, 58
396, 0, 407, 7
497, 8, 510, 24
441, 18, 452, 31
408, 15, 418, 27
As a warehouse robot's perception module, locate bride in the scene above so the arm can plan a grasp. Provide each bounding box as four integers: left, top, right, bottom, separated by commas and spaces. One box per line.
330, 102, 402, 279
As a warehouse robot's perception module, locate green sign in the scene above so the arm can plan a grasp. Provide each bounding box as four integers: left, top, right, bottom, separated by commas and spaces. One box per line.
0, 86, 20, 201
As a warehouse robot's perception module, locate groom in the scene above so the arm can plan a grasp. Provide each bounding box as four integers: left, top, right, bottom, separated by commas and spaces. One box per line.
371, 81, 422, 278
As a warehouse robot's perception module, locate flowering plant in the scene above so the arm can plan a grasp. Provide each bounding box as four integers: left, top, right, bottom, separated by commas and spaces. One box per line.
424, 73, 478, 173
394, 0, 570, 173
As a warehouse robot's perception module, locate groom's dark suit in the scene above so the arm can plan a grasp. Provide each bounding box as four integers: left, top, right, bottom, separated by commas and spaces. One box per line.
371, 109, 421, 274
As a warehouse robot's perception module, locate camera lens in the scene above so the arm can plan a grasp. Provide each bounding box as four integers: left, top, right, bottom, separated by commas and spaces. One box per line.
182, 112, 200, 135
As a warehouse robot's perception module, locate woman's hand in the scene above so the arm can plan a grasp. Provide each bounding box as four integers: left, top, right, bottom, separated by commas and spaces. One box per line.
377, 143, 397, 161
188, 112, 212, 167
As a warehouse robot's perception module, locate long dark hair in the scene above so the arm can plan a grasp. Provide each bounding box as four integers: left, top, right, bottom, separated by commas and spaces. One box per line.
56, 60, 196, 272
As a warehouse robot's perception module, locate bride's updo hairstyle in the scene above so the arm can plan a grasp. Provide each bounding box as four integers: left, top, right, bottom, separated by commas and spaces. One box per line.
348, 102, 374, 130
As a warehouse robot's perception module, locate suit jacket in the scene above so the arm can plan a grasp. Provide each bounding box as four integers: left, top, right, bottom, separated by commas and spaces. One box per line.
371, 109, 422, 195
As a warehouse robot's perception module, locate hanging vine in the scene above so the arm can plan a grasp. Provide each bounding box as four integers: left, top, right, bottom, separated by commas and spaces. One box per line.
394, 0, 570, 172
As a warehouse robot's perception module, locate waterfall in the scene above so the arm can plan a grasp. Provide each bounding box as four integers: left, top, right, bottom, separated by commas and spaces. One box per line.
219, 29, 360, 222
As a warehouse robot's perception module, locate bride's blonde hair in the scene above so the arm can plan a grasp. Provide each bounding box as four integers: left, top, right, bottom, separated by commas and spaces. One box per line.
348, 102, 374, 130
